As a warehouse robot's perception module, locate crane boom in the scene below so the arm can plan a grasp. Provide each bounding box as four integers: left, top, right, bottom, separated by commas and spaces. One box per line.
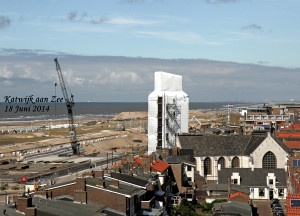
54, 58, 80, 155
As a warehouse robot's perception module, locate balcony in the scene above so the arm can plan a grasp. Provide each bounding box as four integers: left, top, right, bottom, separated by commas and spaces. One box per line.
141, 196, 155, 209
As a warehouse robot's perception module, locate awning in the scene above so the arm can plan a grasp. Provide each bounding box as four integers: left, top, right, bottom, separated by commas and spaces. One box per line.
155, 190, 165, 196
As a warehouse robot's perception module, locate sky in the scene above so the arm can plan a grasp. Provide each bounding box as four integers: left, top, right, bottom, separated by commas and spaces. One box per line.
1, 0, 300, 102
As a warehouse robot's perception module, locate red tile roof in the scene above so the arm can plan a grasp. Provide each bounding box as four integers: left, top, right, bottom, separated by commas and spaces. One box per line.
284, 141, 300, 149
134, 157, 169, 172
286, 123, 300, 130
276, 132, 300, 138
112, 156, 170, 173
278, 122, 286, 127
150, 160, 170, 172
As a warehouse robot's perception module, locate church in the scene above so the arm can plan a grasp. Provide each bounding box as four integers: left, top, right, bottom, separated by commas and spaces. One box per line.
177, 133, 291, 200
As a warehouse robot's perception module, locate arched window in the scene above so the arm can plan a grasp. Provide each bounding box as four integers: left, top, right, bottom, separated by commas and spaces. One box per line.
218, 157, 226, 168
204, 157, 211, 175
232, 157, 240, 168
262, 151, 276, 168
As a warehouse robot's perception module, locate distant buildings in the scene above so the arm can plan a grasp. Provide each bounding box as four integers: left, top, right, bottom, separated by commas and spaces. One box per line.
148, 72, 189, 155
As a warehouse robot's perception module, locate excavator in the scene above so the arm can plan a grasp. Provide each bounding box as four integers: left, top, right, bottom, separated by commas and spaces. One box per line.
54, 58, 80, 155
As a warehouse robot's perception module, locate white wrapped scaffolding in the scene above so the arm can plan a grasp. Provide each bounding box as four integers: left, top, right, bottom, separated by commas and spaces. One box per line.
148, 71, 189, 155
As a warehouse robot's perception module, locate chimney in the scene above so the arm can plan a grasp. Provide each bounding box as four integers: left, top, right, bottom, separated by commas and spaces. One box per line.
142, 157, 151, 173
94, 170, 104, 178
161, 151, 167, 160
152, 152, 156, 162
17, 197, 32, 213
172, 148, 178, 156
110, 180, 120, 188
129, 154, 134, 163
121, 157, 127, 165
75, 178, 86, 192
139, 149, 145, 157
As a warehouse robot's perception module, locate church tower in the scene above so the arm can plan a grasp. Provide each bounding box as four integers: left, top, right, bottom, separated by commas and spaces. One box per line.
148, 72, 189, 154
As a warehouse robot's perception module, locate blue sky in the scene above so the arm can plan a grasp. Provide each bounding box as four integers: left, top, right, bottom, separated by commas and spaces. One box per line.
1, 0, 300, 103
1, 0, 300, 67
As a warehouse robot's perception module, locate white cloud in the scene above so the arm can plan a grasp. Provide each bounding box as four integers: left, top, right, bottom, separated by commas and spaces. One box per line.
136, 31, 222, 45
0, 66, 14, 78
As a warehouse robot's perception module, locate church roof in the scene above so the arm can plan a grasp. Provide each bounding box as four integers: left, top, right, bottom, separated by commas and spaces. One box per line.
218, 168, 286, 187
178, 135, 290, 157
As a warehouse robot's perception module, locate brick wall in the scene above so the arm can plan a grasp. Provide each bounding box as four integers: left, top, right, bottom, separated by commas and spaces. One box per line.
50, 183, 76, 198
170, 164, 183, 193
25, 207, 36, 216
86, 186, 127, 213
74, 191, 87, 203
17, 197, 32, 213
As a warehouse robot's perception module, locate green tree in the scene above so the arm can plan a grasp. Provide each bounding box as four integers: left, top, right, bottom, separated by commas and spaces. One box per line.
171, 198, 200, 216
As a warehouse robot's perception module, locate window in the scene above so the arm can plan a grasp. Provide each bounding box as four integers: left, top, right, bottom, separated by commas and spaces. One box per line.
232, 157, 240, 168
291, 199, 300, 207
218, 157, 225, 168
204, 157, 211, 175
292, 159, 300, 167
259, 189, 265, 197
187, 177, 192, 181
279, 189, 284, 197
262, 151, 276, 169
233, 179, 238, 184
269, 179, 274, 185
187, 166, 192, 171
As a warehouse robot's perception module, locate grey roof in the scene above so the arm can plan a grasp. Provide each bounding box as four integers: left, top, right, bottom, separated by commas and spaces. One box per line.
218, 168, 287, 187
110, 172, 149, 187
207, 184, 249, 195
86, 177, 144, 196
0, 197, 106, 216
178, 134, 291, 156
32, 197, 105, 216
213, 201, 251, 216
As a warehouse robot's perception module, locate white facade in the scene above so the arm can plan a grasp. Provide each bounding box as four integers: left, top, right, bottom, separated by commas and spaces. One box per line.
194, 134, 289, 181
148, 72, 189, 154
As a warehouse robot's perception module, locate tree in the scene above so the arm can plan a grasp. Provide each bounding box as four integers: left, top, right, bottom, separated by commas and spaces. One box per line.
171, 198, 200, 216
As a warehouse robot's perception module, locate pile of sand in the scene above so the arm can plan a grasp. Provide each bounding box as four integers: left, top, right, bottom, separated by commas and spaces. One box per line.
112, 112, 147, 120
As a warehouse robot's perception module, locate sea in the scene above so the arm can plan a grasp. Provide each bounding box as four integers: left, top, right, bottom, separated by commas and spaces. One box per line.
0, 102, 256, 123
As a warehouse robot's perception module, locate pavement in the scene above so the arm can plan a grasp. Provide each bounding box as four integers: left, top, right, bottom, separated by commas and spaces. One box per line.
253, 199, 286, 216
253, 200, 273, 216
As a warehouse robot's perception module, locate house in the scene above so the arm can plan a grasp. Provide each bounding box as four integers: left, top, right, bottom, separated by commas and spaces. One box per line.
213, 201, 252, 216
286, 156, 300, 216
35, 175, 147, 216
177, 133, 291, 199
177, 133, 290, 181
218, 168, 286, 200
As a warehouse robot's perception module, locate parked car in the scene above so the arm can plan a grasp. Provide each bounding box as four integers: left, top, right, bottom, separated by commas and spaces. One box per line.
273, 206, 283, 214
273, 210, 284, 216
271, 199, 280, 208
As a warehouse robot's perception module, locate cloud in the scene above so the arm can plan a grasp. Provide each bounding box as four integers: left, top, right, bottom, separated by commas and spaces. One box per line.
67, 11, 87, 21
136, 31, 222, 45
242, 24, 262, 31
0, 16, 11, 29
68, 11, 78, 21
65, 11, 161, 26
1, 49, 300, 102
90, 17, 111, 24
